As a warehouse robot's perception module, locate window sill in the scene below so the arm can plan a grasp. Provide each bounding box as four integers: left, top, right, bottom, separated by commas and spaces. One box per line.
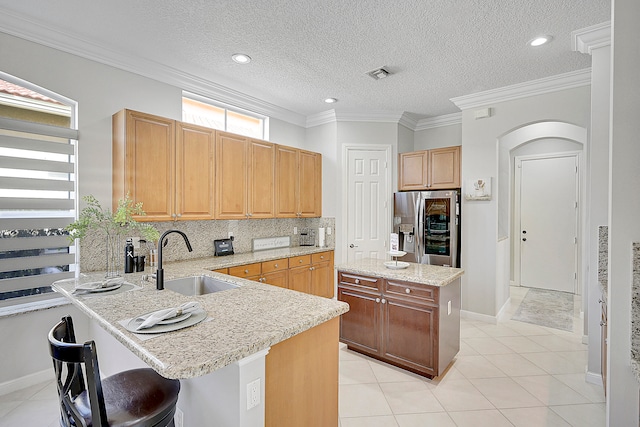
0, 296, 71, 319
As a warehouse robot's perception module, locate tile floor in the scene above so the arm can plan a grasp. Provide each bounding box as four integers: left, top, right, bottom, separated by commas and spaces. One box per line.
0, 287, 604, 427
338, 286, 605, 427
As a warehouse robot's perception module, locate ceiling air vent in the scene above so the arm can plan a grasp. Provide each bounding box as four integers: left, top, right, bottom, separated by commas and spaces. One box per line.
366, 67, 392, 80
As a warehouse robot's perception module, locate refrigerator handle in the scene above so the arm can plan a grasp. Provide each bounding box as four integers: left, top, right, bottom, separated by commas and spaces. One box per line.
416, 196, 424, 263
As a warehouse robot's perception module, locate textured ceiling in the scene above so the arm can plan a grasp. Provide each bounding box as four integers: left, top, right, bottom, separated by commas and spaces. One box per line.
0, 0, 610, 120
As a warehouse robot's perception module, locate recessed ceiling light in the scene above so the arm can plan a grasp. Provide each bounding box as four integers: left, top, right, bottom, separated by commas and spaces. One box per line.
231, 53, 252, 64
529, 35, 553, 47
324, 98, 338, 104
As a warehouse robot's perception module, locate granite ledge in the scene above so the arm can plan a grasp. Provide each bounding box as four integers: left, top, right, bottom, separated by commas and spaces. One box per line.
52, 264, 348, 380
336, 258, 464, 287
631, 242, 640, 384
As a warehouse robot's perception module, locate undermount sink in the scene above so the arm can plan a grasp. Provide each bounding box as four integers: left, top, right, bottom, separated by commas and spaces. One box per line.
164, 275, 239, 296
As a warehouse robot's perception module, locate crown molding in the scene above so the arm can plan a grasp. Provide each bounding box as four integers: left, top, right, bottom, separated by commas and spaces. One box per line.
306, 110, 337, 128
0, 9, 307, 127
572, 21, 611, 54
450, 68, 591, 111
415, 112, 462, 131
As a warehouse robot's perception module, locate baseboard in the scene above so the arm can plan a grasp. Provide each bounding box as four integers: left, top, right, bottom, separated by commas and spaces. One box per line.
0, 369, 54, 397
460, 310, 498, 325
496, 297, 511, 322
585, 370, 603, 386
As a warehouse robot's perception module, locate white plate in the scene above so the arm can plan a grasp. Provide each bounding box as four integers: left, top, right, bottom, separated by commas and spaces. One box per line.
158, 312, 192, 325
384, 261, 410, 269
388, 250, 407, 257
125, 310, 207, 334
75, 282, 122, 292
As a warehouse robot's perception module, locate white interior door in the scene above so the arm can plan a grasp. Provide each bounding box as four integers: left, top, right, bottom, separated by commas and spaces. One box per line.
517, 154, 578, 293
346, 147, 390, 262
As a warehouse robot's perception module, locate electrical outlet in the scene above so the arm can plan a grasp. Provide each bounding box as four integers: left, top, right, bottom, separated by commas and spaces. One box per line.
228, 231, 234, 239
327, 227, 332, 235
447, 300, 452, 315
174, 408, 184, 427
247, 378, 261, 410
293, 227, 297, 235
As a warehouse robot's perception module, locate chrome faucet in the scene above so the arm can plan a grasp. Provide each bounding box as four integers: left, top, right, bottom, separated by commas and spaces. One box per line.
156, 229, 193, 290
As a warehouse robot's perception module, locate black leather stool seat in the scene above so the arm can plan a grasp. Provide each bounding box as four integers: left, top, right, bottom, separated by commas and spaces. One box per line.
73, 368, 180, 427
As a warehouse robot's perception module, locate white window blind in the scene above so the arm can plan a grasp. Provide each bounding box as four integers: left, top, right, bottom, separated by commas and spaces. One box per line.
0, 116, 78, 305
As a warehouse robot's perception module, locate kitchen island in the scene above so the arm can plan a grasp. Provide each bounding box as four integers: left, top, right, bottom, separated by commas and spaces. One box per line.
52, 251, 348, 427
336, 258, 463, 378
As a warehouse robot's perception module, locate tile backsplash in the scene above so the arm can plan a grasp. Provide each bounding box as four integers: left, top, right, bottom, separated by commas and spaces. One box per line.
79, 217, 335, 272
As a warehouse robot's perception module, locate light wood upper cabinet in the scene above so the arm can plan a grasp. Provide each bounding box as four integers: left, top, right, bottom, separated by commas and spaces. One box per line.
399, 146, 460, 191
176, 122, 216, 220
248, 139, 276, 218
215, 132, 276, 219
429, 146, 461, 189
113, 110, 215, 221
276, 146, 322, 218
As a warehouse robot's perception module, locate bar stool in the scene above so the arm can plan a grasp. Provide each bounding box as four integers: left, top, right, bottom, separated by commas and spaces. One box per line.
48, 315, 180, 427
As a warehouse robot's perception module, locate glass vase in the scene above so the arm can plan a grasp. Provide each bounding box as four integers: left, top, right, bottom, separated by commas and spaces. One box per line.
105, 233, 122, 278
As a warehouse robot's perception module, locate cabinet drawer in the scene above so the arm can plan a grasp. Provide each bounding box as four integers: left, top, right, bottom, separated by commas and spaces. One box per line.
262, 258, 289, 273
212, 268, 228, 274
229, 263, 261, 278
312, 251, 333, 264
385, 279, 438, 303
289, 254, 311, 267
338, 272, 380, 291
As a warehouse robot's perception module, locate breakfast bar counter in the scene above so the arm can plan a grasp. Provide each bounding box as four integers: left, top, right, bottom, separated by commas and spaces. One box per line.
52, 253, 348, 427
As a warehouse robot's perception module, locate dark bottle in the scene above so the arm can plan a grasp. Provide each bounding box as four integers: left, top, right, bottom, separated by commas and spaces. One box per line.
124, 238, 135, 273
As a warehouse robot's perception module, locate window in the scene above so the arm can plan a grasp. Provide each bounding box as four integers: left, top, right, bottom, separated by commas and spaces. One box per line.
0, 73, 77, 307
182, 93, 267, 139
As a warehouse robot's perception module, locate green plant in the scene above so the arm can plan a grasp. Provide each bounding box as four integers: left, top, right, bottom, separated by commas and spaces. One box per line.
65, 195, 159, 244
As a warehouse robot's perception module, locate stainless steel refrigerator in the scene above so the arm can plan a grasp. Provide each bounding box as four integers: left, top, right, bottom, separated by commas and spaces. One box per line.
393, 190, 460, 267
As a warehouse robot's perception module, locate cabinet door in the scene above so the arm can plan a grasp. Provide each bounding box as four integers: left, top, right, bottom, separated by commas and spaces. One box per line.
248, 139, 276, 218
311, 251, 334, 298
216, 131, 248, 219
399, 151, 428, 191
114, 110, 175, 220
176, 123, 215, 220
337, 286, 382, 356
299, 150, 322, 217
429, 146, 461, 189
275, 145, 298, 218
382, 296, 437, 376
288, 266, 311, 294
262, 270, 288, 289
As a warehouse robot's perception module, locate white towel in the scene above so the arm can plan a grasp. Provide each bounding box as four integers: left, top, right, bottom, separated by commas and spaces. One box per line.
136, 301, 201, 330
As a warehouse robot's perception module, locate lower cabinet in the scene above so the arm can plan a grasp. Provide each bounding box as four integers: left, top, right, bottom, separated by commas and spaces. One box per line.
225, 250, 334, 298
337, 271, 460, 378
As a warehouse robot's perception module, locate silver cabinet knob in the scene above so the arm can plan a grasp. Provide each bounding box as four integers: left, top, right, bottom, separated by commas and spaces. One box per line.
244, 269, 249, 274
274, 264, 278, 268
355, 278, 360, 284
381, 299, 386, 304
405, 288, 411, 294
376, 298, 381, 303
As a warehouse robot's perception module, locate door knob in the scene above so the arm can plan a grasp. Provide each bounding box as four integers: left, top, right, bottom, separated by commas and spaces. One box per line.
349, 244, 359, 248
522, 238, 527, 241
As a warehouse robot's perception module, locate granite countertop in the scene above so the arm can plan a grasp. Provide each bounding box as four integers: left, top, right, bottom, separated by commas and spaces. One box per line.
631, 242, 640, 383
335, 258, 464, 287
51, 246, 347, 380
194, 245, 334, 270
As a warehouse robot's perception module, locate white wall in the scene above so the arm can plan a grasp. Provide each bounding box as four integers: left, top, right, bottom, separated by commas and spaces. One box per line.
414, 124, 462, 150
607, 0, 640, 424
460, 87, 591, 317
0, 304, 89, 392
